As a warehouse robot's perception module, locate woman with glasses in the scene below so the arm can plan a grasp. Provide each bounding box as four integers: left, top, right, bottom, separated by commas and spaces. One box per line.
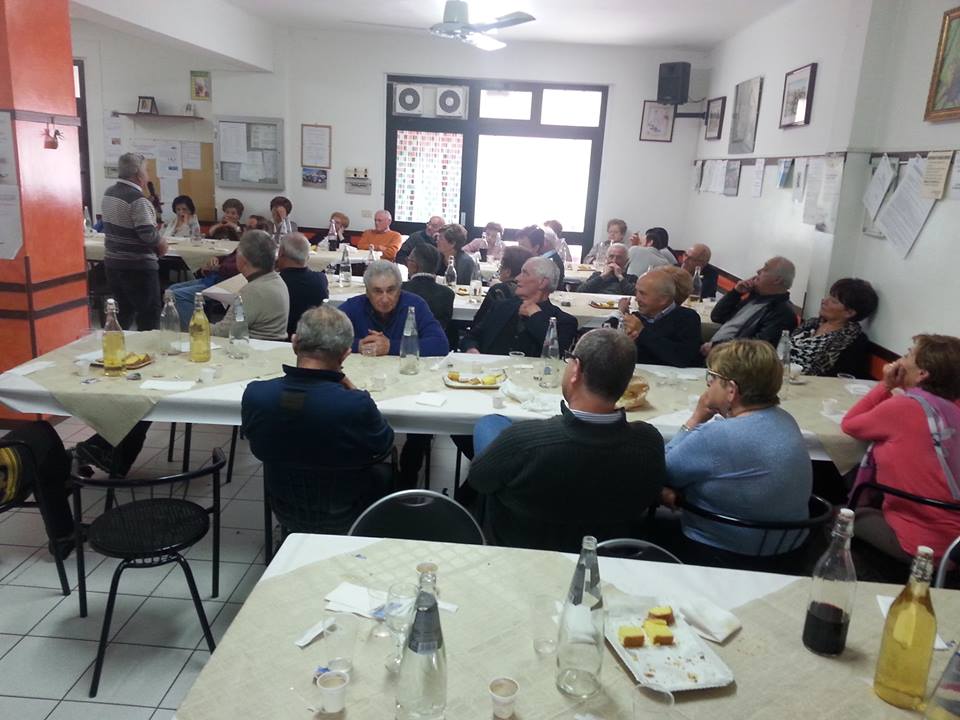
658, 339, 812, 562
472, 246, 533, 325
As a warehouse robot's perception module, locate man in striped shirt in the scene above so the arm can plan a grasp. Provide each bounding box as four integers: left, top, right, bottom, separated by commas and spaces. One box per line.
101, 152, 168, 329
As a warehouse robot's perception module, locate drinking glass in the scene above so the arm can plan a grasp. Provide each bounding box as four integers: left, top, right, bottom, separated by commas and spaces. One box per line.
384, 582, 419, 673
322, 613, 358, 676
633, 683, 684, 719
530, 594, 559, 656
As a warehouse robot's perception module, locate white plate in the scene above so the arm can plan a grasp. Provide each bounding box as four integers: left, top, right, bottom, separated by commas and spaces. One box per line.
442, 374, 504, 390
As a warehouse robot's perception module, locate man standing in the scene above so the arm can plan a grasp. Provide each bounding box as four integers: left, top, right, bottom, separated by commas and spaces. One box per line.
464, 328, 666, 551
353, 210, 403, 261
681, 243, 719, 299
621, 270, 702, 367
705, 256, 798, 355
277, 232, 328, 338
577, 243, 636, 295
396, 215, 444, 265
101, 152, 167, 329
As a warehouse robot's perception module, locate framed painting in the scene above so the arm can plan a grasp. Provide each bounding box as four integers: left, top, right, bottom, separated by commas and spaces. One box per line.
728, 76, 763, 154
704, 96, 726, 140
925, 6, 960, 122
639, 101, 675, 142
779, 63, 817, 128
191, 70, 212, 102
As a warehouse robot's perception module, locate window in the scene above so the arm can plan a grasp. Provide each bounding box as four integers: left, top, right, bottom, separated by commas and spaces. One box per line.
394, 130, 463, 223
541, 89, 603, 127
479, 89, 532, 120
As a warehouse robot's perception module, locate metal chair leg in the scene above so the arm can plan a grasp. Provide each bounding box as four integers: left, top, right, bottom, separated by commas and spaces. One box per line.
177, 555, 216, 653
225, 426, 239, 485
167, 422, 177, 462
89, 560, 128, 697
263, 479, 273, 565
212, 469, 221, 599
424, 436, 433, 491
454, 449, 462, 493
53, 549, 70, 596
72, 485, 87, 618
181, 424, 193, 474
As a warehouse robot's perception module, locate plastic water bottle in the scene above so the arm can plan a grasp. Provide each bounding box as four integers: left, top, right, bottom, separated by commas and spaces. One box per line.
399, 307, 420, 375
803, 508, 856, 656
444, 256, 458, 288
539, 317, 561, 389
396, 592, 447, 720
159, 291, 181, 356
690, 266, 703, 303
556, 536, 604, 699
338, 246, 351, 288
227, 295, 250, 359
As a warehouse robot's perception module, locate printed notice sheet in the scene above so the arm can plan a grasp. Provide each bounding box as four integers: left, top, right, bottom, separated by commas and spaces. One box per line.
181, 142, 202, 171
218, 122, 248, 164
751, 158, 765, 197
920, 150, 953, 199
876, 157, 935, 258
302, 125, 331, 168
863, 154, 896, 221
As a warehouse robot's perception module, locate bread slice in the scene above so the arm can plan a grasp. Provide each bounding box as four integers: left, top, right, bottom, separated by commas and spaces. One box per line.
617, 625, 646, 648
647, 605, 675, 625
642, 620, 675, 646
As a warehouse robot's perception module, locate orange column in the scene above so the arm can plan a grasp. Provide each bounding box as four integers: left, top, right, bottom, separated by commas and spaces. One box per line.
0, 0, 87, 421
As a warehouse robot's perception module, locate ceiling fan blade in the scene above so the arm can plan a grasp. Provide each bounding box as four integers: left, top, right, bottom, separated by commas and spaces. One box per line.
343, 19, 422, 32
472, 12, 535, 32
461, 31, 506, 51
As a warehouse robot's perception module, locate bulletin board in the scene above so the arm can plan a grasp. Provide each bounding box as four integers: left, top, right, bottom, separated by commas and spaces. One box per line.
143, 142, 216, 222
214, 115, 284, 190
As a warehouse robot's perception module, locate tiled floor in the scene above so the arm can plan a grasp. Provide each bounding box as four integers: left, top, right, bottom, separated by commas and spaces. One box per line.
0, 418, 465, 718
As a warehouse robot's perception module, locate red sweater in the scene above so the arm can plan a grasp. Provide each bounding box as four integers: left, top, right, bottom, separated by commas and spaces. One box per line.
841, 384, 960, 557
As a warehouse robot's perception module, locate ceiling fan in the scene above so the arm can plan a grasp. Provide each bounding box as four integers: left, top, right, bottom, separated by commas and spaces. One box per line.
430, 0, 535, 51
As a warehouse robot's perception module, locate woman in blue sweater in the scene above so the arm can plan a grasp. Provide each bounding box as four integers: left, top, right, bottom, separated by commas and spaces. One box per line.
661, 339, 812, 559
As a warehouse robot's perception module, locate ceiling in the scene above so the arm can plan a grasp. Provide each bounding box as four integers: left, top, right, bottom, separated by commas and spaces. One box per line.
225, 0, 793, 49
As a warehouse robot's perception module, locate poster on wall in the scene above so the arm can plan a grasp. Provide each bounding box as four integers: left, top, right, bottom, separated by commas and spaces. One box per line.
876, 157, 936, 258
301, 124, 332, 168
920, 150, 953, 198
751, 158, 765, 197
302, 167, 328, 188
777, 158, 793, 188
723, 160, 742, 196
728, 76, 763, 154
863, 154, 896, 220
639, 101, 675, 142
102, 112, 123, 165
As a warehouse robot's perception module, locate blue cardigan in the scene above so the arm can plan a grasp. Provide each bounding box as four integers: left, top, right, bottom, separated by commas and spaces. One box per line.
339, 290, 449, 356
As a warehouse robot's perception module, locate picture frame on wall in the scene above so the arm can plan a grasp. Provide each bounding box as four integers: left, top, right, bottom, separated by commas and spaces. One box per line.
704, 96, 726, 140
779, 63, 817, 128
190, 70, 212, 101
639, 101, 675, 142
924, 6, 960, 122
137, 96, 158, 115
728, 76, 763, 154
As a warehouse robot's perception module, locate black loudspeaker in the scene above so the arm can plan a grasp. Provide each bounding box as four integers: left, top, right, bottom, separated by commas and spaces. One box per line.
657, 62, 691, 105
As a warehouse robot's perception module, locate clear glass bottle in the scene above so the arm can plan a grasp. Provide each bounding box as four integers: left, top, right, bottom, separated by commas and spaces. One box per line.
556, 535, 604, 699
875, 545, 937, 710
396, 591, 447, 720
83, 207, 94, 236
366, 245, 376, 264
539, 317, 561, 389
777, 329, 792, 368
102, 298, 126, 377
469, 263, 482, 299
325, 218, 339, 251
444, 256, 458, 288
417, 562, 439, 598
339, 246, 352, 288
478, 233, 489, 262
399, 307, 420, 375
803, 508, 856, 656
188, 292, 211, 363
690, 266, 703, 303
227, 295, 250, 359
159, 291, 181, 356
924, 646, 960, 719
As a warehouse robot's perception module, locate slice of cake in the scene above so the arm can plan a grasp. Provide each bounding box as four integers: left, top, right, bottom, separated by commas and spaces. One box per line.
642, 619, 675, 646
647, 605, 675, 625
617, 625, 646, 648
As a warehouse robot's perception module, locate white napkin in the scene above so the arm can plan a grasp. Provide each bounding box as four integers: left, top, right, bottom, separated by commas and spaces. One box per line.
678, 594, 741, 643
876, 595, 948, 650
324, 581, 458, 616
429, 352, 454, 371
176, 340, 222, 352
521, 395, 558, 415
416, 392, 447, 407
7, 361, 56, 376
500, 379, 533, 403
845, 382, 873, 396
140, 380, 195, 391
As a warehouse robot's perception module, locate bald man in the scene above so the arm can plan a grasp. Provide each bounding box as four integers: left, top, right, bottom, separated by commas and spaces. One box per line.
577, 243, 636, 295
396, 214, 444, 266
681, 243, 719, 299
354, 210, 403, 261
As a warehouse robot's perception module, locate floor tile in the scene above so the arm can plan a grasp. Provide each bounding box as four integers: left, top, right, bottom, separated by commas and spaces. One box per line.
0, 512, 51, 547
84, 558, 174, 596
6, 547, 107, 591
205, 602, 242, 646
0, 696, 57, 720
227, 563, 264, 604
30, 591, 146, 642
47, 700, 154, 720
0, 631, 21, 657
219, 499, 263, 530
231, 475, 264, 501
0, 545, 40, 582
151, 559, 247, 601
0, 586, 67, 633
65, 644, 191, 706
159, 649, 209, 709
0, 635, 98, 699
185, 528, 263, 564
112, 596, 223, 649
151, 710, 176, 720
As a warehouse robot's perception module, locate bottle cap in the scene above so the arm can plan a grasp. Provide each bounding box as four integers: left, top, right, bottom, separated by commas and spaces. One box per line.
416, 562, 438, 575
917, 545, 934, 557
838, 508, 854, 520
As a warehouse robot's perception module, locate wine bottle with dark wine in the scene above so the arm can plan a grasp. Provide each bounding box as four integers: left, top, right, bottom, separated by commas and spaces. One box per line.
802, 508, 856, 656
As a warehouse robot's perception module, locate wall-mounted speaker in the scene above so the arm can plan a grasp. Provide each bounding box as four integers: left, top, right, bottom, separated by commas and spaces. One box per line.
657, 62, 691, 105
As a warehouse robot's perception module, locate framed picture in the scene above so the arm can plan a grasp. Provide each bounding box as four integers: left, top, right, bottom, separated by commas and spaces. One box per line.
639, 101, 675, 142
190, 70, 212, 101
137, 96, 158, 115
728, 76, 763, 154
925, 6, 960, 122
779, 63, 817, 128
302, 167, 328, 188
704, 96, 726, 140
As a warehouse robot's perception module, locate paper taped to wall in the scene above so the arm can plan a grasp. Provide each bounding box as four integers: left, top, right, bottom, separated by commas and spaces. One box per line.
876, 157, 935, 259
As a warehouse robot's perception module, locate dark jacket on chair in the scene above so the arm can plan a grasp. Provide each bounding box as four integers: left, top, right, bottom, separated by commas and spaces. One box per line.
402, 274, 455, 331
460, 297, 578, 357
710, 290, 798, 346
633, 305, 703, 367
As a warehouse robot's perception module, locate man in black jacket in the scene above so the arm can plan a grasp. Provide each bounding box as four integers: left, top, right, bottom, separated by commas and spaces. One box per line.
278, 232, 328, 338
681, 243, 719, 300
577, 242, 636, 295
402, 243, 453, 331
622, 270, 702, 367
461, 256, 577, 357
704, 256, 799, 356
395, 215, 443, 266
465, 329, 666, 552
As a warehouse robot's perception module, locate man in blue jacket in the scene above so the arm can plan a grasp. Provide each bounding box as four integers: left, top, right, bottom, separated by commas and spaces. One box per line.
338, 260, 449, 357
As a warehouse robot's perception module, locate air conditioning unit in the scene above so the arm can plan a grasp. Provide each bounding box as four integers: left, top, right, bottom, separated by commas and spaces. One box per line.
394, 84, 424, 115
435, 86, 468, 118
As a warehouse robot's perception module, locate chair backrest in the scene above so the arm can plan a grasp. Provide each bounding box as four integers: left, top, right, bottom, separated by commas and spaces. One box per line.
348, 490, 485, 545
596, 538, 682, 564
851, 481, 960, 513
71, 448, 227, 501
935, 534, 960, 589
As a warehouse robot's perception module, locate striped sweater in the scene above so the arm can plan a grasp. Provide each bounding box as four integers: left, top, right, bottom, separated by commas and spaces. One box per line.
101, 179, 161, 269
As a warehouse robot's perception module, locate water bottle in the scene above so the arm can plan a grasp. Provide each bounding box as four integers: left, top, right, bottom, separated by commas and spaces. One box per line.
803, 508, 856, 656
556, 536, 604, 699
396, 591, 447, 720
469, 262, 482, 299
366, 245, 376, 264
539, 317, 561, 389
444, 256, 458, 288
325, 218, 339, 251
925, 646, 960, 719
83, 207, 94, 236
399, 306, 420, 375
159, 291, 181, 356
777, 329, 792, 372
227, 295, 250, 359
338, 246, 351, 288
690, 266, 703, 303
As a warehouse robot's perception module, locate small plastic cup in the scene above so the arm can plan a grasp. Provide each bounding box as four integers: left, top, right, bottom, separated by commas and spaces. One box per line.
822, 398, 839, 415
489, 677, 519, 719
75, 360, 92, 378
370, 373, 387, 392
492, 395, 505, 409
314, 670, 349, 714
199, 367, 216, 384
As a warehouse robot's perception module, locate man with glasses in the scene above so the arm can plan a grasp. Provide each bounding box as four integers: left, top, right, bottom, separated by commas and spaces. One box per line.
681, 243, 719, 300
396, 214, 445, 266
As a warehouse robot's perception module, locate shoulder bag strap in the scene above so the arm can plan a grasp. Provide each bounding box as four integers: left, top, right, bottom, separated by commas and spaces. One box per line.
907, 393, 960, 500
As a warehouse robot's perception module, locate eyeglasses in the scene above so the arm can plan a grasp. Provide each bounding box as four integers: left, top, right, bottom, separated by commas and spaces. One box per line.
562, 351, 580, 364
705, 368, 733, 386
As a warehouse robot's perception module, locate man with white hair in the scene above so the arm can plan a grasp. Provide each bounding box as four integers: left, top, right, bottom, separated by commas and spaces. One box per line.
277, 232, 328, 337
338, 260, 448, 356
681, 243, 719, 299
577, 242, 636, 295
354, 209, 403, 261
621, 269, 702, 367
461, 256, 577, 356
704, 256, 799, 355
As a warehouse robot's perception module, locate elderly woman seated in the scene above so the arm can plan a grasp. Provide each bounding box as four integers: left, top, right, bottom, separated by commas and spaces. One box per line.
791, 278, 878, 377
842, 334, 960, 564
657, 339, 812, 565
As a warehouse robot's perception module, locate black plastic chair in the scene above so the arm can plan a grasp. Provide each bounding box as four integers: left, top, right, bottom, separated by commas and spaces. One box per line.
597, 538, 683, 564
71, 448, 226, 697
0, 439, 70, 595
348, 489, 485, 545
167, 423, 240, 484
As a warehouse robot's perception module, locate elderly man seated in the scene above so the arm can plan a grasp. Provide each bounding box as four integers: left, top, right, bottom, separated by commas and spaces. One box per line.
577, 242, 635, 295
403, 243, 454, 331
211, 230, 290, 342
353, 209, 403, 261
619, 269, 702, 367
396, 215, 444, 266
464, 329, 666, 552
704, 256, 798, 355
339, 260, 448, 357
461, 256, 577, 357
681, 243, 719, 299
242, 305, 395, 534
277, 232, 328, 338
